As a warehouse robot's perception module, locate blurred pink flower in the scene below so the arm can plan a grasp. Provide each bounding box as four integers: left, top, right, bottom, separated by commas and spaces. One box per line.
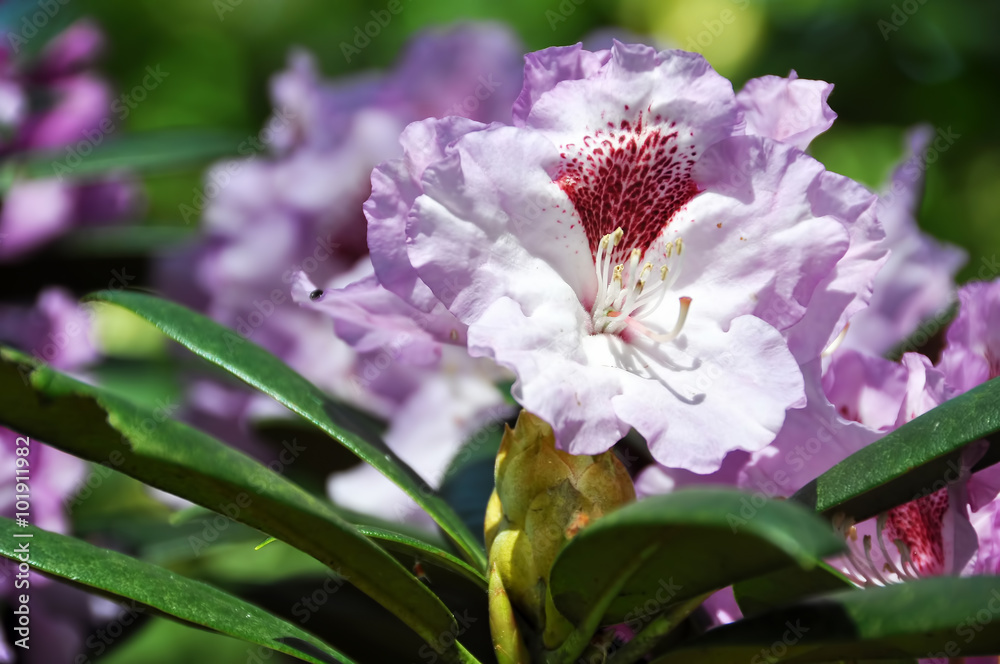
843, 126, 966, 355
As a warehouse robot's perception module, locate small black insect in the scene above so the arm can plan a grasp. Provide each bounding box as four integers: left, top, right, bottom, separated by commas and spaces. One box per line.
308, 289, 323, 301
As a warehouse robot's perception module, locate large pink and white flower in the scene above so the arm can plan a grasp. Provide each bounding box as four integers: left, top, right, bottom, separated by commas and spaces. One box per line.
368, 42, 886, 472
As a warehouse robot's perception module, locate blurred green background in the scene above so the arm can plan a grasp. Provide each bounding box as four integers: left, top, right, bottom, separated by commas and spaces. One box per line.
77, 0, 1000, 282
4, 0, 999, 661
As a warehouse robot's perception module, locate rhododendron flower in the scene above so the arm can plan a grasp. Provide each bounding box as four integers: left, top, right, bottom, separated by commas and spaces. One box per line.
368, 42, 886, 472
741, 349, 997, 586
935, 279, 1000, 568
180, 23, 523, 322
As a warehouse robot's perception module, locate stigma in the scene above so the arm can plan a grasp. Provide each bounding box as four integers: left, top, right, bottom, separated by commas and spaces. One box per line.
591, 227, 691, 342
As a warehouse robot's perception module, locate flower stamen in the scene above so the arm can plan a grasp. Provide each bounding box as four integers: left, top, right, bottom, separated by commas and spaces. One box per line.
591, 228, 690, 342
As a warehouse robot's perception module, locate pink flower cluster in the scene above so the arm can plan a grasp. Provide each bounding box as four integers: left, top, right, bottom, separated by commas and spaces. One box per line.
0, 20, 140, 261
162, 24, 526, 523
176, 27, 997, 603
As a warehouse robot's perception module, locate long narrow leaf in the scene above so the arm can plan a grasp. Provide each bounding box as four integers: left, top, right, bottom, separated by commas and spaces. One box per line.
87, 289, 486, 570
792, 377, 1000, 521
652, 576, 1000, 662
549, 489, 844, 627
0, 519, 351, 664
0, 348, 464, 661
19, 130, 240, 179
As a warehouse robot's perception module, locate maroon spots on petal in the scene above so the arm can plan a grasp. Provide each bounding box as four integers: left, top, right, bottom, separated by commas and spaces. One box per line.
838, 404, 861, 423
886, 489, 949, 576
556, 110, 699, 259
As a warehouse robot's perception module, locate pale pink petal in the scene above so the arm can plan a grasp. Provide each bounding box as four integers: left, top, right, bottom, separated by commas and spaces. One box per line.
737, 71, 836, 151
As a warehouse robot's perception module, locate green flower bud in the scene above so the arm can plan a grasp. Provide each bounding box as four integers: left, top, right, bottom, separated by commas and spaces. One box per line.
485, 410, 635, 651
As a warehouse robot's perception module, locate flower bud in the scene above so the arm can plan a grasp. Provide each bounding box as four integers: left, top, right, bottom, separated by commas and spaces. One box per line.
485, 410, 635, 650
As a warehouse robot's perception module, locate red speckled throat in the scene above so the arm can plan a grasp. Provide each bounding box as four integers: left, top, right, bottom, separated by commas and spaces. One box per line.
555, 108, 700, 262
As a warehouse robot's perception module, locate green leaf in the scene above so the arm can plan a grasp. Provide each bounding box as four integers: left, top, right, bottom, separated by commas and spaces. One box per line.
732, 562, 853, 618
792, 376, 1000, 521
19, 130, 241, 179
548, 488, 844, 627
55, 226, 197, 255
86, 289, 487, 571
101, 616, 272, 664
0, 348, 463, 660
0, 518, 351, 664
651, 576, 1000, 663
